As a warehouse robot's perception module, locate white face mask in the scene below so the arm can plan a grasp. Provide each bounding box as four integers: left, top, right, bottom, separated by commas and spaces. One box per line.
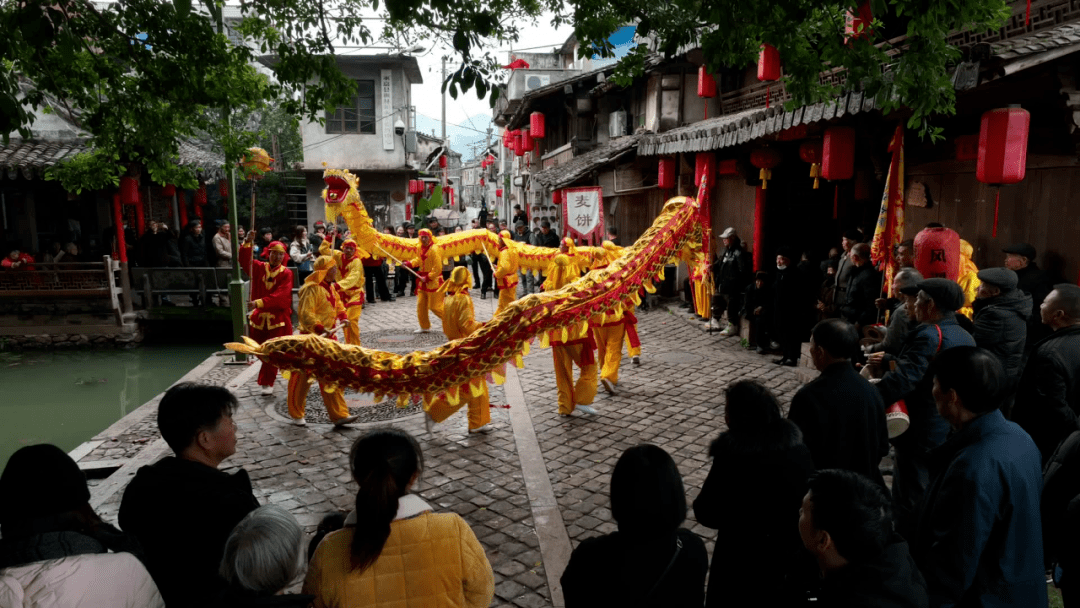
777, 264, 787, 270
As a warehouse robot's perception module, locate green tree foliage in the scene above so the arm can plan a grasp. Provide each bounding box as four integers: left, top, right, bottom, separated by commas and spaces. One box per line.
568, 0, 1012, 140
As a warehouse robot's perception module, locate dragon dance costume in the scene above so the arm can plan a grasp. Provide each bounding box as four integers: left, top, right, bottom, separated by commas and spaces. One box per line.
545, 254, 598, 415
493, 230, 520, 315
425, 267, 491, 431
240, 240, 293, 388
320, 237, 365, 346
287, 256, 353, 424
410, 228, 445, 331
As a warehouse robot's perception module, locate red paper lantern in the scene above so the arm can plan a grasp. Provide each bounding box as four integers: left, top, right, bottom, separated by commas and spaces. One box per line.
749, 148, 782, 189
799, 140, 824, 189
552, 190, 561, 206
530, 112, 546, 138
503, 130, 513, 148
914, 226, 961, 281
513, 132, 524, 157
218, 179, 229, 198
658, 158, 676, 189
757, 44, 781, 82
405, 203, 412, 220
697, 66, 717, 98
694, 153, 715, 189
496, 189, 503, 197
177, 190, 189, 227
977, 107, 1029, 185
845, 1, 873, 41
120, 176, 139, 206
521, 127, 534, 152
822, 127, 856, 181
480, 177, 485, 186
439, 155, 448, 168
162, 184, 176, 197
194, 183, 208, 206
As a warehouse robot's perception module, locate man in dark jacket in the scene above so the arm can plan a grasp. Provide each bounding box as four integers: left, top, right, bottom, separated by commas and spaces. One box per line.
773, 246, 809, 366
1042, 430, 1080, 605
119, 383, 259, 608
180, 220, 208, 267
866, 268, 922, 356
1012, 284, 1080, 463
915, 346, 1046, 608
798, 469, 928, 608
839, 243, 883, 331
867, 278, 975, 539
789, 319, 889, 487
971, 267, 1030, 387
714, 227, 752, 337
1004, 242, 1054, 349
833, 230, 861, 311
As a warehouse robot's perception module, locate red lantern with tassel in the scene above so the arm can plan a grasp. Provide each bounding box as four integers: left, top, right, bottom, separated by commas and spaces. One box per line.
496, 189, 503, 198
194, 183, 208, 206
503, 129, 513, 148
977, 106, 1029, 238
749, 148, 782, 189
822, 127, 856, 181
845, 1, 873, 41
530, 112, 546, 138
513, 131, 524, 157
521, 127, 534, 152
698, 66, 717, 98
658, 158, 676, 189
177, 190, 189, 228
218, 179, 229, 199
758, 44, 781, 81
798, 140, 824, 189
120, 176, 139, 206
439, 155, 448, 168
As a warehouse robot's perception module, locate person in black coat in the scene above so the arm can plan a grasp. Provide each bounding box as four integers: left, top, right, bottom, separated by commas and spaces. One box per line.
1012, 284, 1080, 464
1043, 430, 1080, 607
971, 268, 1030, 412
789, 319, 889, 488
714, 227, 752, 336
742, 271, 772, 353
839, 243, 883, 331
773, 246, 810, 366
798, 469, 928, 608
694, 380, 816, 608
180, 220, 208, 267
561, 444, 707, 608
119, 384, 259, 608
1004, 242, 1054, 350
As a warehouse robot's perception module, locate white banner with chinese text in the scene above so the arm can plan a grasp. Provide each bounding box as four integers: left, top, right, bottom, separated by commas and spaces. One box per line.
560, 186, 604, 244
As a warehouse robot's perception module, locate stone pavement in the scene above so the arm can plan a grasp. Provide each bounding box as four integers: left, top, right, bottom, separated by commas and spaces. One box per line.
85, 289, 812, 607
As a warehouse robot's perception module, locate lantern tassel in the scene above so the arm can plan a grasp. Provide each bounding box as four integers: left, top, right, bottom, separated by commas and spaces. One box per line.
766, 85, 771, 110
1026, 0, 1031, 26
810, 163, 821, 189
993, 189, 1000, 238
833, 185, 839, 220
759, 168, 771, 190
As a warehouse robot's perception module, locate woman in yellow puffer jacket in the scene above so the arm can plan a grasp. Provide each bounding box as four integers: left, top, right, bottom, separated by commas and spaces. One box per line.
303, 429, 494, 608
957, 239, 981, 319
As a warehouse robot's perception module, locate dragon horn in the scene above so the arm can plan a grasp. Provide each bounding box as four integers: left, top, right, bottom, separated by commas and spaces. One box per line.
225, 341, 259, 355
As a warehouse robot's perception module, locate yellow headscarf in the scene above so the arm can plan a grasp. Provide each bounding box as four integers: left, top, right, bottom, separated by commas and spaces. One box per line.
307, 255, 337, 285
543, 254, 576, 291
439, 265, 472, 295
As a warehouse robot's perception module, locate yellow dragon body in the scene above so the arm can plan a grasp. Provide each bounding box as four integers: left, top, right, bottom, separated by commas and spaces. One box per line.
227, 167, 705, 407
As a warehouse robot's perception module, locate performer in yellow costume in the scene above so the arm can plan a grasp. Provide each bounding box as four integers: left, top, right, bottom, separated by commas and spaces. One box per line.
320, 237, 366, 345
493, 230, 520, 314
410, 228, 445, 333
597, 241, 643, 366
957, 239, 981, 320
593, 305, 626, 395
287, 256, 359, 427
545, 254, 599, 416
424, 267, 492, 434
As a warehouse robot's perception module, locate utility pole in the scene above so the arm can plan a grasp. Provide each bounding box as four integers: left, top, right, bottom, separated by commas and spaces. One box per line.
441, 56, 448, 194
218, 11, 246, 363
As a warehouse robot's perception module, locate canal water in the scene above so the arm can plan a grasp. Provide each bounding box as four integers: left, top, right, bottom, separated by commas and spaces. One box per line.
0, 345, 217, 470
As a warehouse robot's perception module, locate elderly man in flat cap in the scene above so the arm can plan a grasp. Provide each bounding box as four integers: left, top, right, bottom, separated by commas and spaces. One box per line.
865, 277, 975, 539
1004, 242, 1054, 349
1012, 284, 1080, 464
972, 268, 1030, 399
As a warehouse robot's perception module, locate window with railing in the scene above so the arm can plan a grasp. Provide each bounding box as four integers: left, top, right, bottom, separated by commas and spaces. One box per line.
326, 80, 376, 134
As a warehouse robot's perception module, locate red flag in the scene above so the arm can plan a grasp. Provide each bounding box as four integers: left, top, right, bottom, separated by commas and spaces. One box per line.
871, 125, 905, 297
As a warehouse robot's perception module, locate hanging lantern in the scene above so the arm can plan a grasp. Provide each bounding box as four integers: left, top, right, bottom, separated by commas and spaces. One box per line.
439, 155, 448, 168
530, 112, 546, 138
749, 147, 782, 189
757, 44, 781, 82
496, 188, 503, 198
405, 203, 412, 220
697, 66, 717, 98
977, 106, 1029, 238
845, 1, 873, 41
513, 132, 525, 157
822, 127, 856, 181
240, 147, 274, 181
694, 153, 715, 189
161, 184, 176, 197
914, 226, 961, 281
218, 179, 229, 198
120, 176, 139, 206
480, 177, 485, 187
177, 190, 189, 228
503, 129, 513, 148
521, 127, 534, 152
658, 158, 676, 189
798, 140, 824, 189
194, 183, 208, 206
552, 190, 561, 206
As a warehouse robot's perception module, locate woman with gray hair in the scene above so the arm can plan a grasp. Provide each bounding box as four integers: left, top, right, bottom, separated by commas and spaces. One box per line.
865, 268, 923, 356
213, 505, 313, 607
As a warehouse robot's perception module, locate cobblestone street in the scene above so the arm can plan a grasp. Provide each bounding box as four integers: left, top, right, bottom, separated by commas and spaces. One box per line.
84, 292, 811, 607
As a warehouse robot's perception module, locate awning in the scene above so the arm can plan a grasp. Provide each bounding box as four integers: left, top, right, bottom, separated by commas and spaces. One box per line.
531, 133, 644, 190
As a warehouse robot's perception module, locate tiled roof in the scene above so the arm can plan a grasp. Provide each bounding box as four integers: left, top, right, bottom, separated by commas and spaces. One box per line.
0, 138, 226, 181
531, 133, 643, 190
991, 22, 1080, 59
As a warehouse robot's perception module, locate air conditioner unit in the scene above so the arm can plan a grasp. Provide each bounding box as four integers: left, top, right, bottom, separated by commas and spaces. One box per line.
609, 110, 627, 138
523, 74, 551, 92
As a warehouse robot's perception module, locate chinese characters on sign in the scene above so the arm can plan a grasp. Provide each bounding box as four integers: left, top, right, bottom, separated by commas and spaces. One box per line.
559, 187, 604, 243
381, 70, 394, 151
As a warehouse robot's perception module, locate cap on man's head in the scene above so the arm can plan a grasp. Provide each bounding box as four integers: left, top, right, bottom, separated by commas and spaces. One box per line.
776, 245, 797, 260
720, 227, 737, 239
514, 220, 526, 228
1002, 242, 1036, 260
900, 278, 964, 311
977, 267, 1018, 291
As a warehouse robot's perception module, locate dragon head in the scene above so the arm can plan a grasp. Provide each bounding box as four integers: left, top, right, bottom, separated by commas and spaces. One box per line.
322, 164, 364, 224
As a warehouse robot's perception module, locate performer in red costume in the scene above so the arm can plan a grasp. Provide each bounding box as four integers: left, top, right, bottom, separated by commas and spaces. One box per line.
241, 231, 294, 395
